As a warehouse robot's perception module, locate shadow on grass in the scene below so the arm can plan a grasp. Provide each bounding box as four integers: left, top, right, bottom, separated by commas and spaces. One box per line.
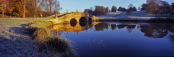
8, 23, 78, 57
31, 27, 78, 57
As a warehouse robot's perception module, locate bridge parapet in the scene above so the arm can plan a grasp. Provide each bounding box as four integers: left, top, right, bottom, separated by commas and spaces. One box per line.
49, 12, 99, 24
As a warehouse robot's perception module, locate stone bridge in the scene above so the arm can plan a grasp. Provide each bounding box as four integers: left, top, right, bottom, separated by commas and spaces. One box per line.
48, 12, 99, 24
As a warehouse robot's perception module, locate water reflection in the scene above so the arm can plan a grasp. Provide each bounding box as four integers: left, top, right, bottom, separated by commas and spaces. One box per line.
117, 24, 127, 29
140, 23, 174, 38
49, 22, 174, 56
51, 22, 174, 39
111, 24, 117, 30
95, 23, 110, 31
51, 22, 99, 32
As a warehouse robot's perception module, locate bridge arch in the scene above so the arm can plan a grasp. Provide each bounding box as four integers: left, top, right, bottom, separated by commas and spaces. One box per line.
79, 17, 88, 22
89, 18, 92, 22
70, 18, 77, 27
49, 12, 99, 24
79, 22, 88, 27
88, 18, 92, 24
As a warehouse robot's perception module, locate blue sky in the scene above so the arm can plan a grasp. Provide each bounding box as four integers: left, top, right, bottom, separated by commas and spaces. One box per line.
59, 0, 174, 13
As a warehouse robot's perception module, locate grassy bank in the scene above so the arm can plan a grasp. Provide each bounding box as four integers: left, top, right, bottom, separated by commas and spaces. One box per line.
0, 18, 51, 37
26, 20, 77, 57
0, 18, 77, 57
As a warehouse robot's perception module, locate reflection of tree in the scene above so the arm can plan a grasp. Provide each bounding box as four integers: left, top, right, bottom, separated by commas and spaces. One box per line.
126, 25, 136, 33
127, 25, 136, 29
117, 25, 127, 29
140, 23, 174, 38
95, 23, 110, 31
111, 24, 117, 30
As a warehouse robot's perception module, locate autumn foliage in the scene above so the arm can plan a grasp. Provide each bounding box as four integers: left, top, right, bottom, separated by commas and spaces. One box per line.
0, 0, 61, 18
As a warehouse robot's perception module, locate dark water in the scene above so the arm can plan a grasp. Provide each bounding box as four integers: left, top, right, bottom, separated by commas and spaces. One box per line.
52, 22, 174, 57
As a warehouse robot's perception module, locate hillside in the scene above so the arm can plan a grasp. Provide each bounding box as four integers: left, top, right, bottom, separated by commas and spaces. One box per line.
98, 11, 174, 20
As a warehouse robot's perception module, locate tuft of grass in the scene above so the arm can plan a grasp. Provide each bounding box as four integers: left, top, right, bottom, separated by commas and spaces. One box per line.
42, 36, 77, 57
33, 28, 52, 41
34, 36, 77, 57
44, 37, 71, 52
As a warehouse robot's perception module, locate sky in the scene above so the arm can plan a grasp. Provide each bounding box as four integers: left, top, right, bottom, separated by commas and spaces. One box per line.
59, 0, 174, 13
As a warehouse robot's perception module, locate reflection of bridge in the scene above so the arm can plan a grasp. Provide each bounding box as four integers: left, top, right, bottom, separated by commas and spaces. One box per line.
51, 22, 99, 32
47, 12, 99, 24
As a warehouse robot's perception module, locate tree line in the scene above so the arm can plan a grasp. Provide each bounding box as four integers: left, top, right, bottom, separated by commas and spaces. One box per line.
0, 0, 61, 18
84, 0, 174, 16
141, 0, 174, 16
84, 4, 137, 16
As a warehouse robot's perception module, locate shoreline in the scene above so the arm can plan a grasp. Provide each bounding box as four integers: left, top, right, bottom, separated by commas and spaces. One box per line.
0, 18, 74, 57
0, 17, 174, 56
98, 17, 174, 23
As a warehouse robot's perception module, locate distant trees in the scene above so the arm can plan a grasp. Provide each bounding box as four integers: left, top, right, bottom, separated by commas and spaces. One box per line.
93, 6, 108, 16
126, 4, 137, 15
84, 6, 109, 16
128, 4, 134, 9
141, 4, 148, 11
118, 7, 127, 12
171, 3, 174, 14
105, 7, 110, 12
159, 1, 170, 14
146, 0, 160, 14
41, 0, 61, 14
111, 6, 117, 12
84, 5, 130, 16
132, 7, 137, 11
84, 9, 93, 15
0, 0, 61, 18
141, 0, 174, 15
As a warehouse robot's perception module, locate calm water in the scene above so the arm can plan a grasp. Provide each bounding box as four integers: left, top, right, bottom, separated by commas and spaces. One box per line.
52, 22, 174, 57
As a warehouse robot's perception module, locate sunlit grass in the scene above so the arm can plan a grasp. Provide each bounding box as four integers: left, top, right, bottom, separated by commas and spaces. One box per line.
33, 28, 52, 41
0, 18, 76, 56
29, 22, 53, 28
0, 18, 51, 37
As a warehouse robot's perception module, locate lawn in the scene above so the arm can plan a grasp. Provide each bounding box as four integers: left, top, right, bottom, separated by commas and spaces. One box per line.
0, 18, 50, 38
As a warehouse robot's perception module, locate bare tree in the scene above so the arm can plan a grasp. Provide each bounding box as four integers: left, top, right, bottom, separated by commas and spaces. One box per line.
21, 0, 26, 18
141, 4, 148, 11
147, 0, 160, 14
128, 4, 134, 9
41, 0, 61, 15
159, 1, 170, 16
111, 6, 117, 12
171, 3, 174, 14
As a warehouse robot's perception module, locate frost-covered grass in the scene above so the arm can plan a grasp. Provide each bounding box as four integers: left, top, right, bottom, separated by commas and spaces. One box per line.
0, 18, 76, 57
98, 11, 174, 20
0, 18, 50, 38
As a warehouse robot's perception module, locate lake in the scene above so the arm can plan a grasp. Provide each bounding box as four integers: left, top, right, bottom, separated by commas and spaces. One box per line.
51, 22, 174, 57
